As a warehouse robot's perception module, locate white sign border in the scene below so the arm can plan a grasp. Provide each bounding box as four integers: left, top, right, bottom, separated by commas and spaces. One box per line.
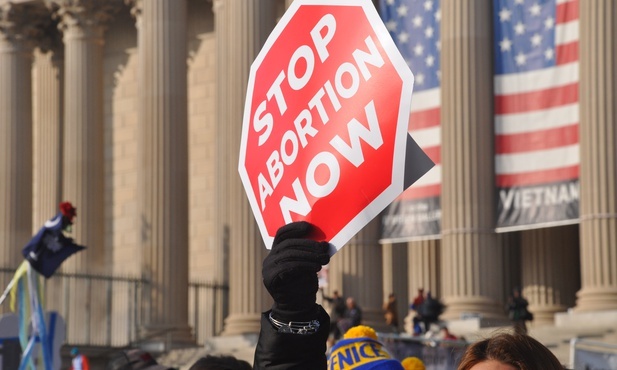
238, 0, 414, 252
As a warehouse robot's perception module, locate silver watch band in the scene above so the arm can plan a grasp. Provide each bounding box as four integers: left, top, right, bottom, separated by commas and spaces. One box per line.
268, 312, 320, 335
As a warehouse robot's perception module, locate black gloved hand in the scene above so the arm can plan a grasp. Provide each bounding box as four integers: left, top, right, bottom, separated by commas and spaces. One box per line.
262, 221, 331, 320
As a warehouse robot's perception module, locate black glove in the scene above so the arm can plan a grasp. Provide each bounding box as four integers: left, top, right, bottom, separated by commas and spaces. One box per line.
262, 221, 331, 320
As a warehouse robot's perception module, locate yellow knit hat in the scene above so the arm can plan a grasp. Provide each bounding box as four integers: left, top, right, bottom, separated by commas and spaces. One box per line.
401, 357, 426, 370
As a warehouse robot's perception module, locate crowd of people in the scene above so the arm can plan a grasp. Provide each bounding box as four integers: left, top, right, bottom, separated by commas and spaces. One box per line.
251, 221, 558, 369
321, 290, 364, 342
409, 288, 446, 335
103, 221, 556, 370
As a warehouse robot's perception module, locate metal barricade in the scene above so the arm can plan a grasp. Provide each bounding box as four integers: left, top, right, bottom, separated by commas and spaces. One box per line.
1, 267, 228, 349
379, 332, 469, 370
570, 338, 617, 370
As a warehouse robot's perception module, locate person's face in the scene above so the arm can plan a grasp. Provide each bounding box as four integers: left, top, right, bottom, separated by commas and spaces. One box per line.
469, 360, 517, 370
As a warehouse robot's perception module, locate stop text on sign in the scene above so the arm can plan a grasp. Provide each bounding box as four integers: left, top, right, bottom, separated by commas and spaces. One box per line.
253, 13, 386, 223
239, 0, 413, 250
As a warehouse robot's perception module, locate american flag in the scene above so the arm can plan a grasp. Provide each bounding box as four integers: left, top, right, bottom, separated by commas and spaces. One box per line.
494, 0, 579, 189
379, 0, 441, 201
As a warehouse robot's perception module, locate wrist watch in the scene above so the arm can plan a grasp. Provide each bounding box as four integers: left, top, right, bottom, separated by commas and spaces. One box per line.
268, 312, 320, 335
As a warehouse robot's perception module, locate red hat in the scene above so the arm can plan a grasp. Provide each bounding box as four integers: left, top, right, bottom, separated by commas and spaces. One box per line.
59, 201, 77, 223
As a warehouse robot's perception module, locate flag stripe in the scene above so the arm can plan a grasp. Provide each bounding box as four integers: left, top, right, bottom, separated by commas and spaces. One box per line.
495, 103, 577, 134
494, 62, 578, 95
410, 126, 440, 148
496, 124, 578, 154
409, 107, 440, 130
556, 41, 579, 65
555, 20, 579, 45
410, 89, 441, 111
495, 82, 578, 115
496, 165, 579, 187
556, 0, 578, 23
496, 144, 579, 174
421, 146, 441, 164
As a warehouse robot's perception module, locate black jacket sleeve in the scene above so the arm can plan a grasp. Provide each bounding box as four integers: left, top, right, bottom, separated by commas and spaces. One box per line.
253, 305, 330, 370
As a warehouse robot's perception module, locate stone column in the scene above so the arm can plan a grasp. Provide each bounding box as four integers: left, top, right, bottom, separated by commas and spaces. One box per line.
210, 0, 231, 337
53, 0, 117, 274
521, 226, 579, 325
382, 242, 408, 333
214, 0, 278, 336
212, 0, 232, 336
52, 0, 118, 343
127, 0, 193, 344
0, 3, 35, 269
576, 1, 617, 312
32, 34, 64, 228
440, 0, 505, 320
329, 218, 384, 330
31, 28, 64, 311
407, 240, 441, 298
404, 239, 440, 333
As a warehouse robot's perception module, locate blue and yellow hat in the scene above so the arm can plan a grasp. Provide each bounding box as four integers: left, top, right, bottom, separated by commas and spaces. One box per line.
328, 325, 404, 369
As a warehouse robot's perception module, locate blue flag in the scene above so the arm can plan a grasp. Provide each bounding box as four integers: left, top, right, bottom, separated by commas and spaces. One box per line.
21, 213, 86, 278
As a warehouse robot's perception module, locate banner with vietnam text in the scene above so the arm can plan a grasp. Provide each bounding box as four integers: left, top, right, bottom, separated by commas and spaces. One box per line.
493, 0, 579, 231
379, 0, 442, 242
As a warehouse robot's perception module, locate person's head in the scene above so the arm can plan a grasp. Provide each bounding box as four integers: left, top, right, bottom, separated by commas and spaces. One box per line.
346, 297, 356, 308
70, 347, 79, 357
512, 287, 521, 298
401, 357, 425, 370
333, 290, 340, 297
328, 325, 404, 369
457, 332, 564, 370
107, 349, 172, 370
189, 355, 252, 370
418, 288, 424, 295
59, 201, 77, 230
389, 293, 396, 301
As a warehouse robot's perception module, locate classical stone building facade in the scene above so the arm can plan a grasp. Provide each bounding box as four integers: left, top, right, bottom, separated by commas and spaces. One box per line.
0, 0, 616, 351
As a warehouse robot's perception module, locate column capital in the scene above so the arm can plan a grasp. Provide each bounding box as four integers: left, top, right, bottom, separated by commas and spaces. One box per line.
124, 0, 140, 21
48, 0, 121, 39
126, 0, 198, 24
212, 0, 224, 14
36, 12, 63, 56
0, 3, 46, 49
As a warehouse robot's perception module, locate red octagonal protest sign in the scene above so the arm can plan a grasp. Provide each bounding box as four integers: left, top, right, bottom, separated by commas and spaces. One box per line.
239, 0, 414, 252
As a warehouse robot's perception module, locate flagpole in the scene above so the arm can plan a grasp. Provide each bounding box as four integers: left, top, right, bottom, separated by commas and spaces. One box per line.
0, 260, 29, 307
0, 277, 17, 306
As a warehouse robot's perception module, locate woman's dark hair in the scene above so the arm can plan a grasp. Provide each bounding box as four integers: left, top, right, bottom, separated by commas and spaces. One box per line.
457, 332, 565, 370
189, 355, 252, 370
